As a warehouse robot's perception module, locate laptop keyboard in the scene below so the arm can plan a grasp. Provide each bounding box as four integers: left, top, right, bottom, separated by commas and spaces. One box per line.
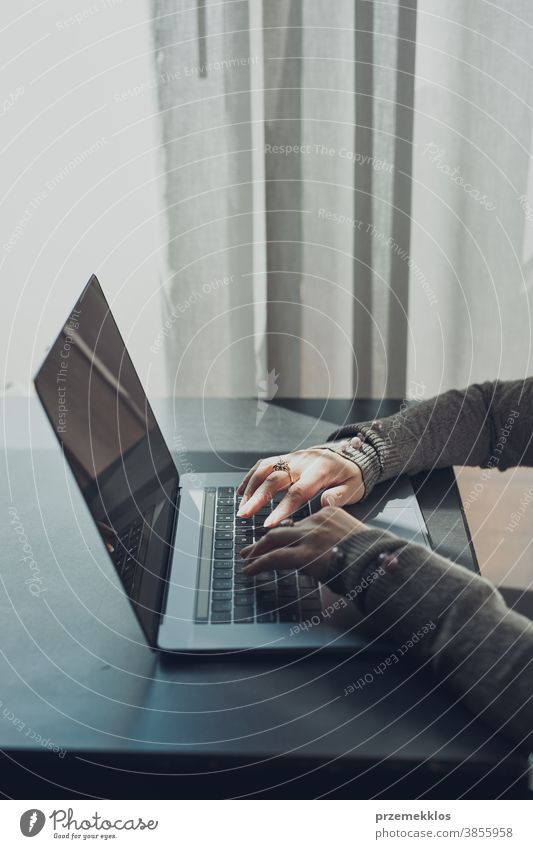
204, 486, 322, 624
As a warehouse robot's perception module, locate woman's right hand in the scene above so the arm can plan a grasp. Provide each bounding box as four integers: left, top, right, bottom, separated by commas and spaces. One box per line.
237, 442, 366, 527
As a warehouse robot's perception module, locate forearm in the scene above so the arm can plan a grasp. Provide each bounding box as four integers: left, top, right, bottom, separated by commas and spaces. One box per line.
327, 530, 533, 750
328, 379, 533, 493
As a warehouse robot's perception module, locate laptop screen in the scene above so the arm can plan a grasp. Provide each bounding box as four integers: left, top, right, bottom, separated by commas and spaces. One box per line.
34, 275, 179, 645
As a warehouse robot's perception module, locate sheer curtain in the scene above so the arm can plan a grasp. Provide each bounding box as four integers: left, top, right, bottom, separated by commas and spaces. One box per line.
408, 0, 533, 396
151, 0, 414, 398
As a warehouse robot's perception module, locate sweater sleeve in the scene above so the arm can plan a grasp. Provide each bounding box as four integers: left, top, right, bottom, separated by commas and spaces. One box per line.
327, 528, 533, 751
328, 378, 533, 498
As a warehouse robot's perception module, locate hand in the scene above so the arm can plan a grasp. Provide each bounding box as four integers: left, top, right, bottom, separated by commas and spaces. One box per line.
241, 506, 368, 583
237, 443, 365, 527
97, 521, 117, 553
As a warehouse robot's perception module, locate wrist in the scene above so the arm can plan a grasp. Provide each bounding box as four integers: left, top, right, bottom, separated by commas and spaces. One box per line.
328, 417, 406, 484
316, 433, 382, 497
325, 527, 404, 604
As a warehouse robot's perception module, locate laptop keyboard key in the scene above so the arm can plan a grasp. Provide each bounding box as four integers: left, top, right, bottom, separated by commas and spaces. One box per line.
301, 598, 322, 612
279, 605, 300, 622
214, 559, 233, 569
257, 611, 277, 623
211, 612, 232, 623
234, 584, 254, 595
256, 571, 276, 582
234, 574, 253, 586
278, 570, 297, 582
257, 600, 279, 615
234, 606, 254, 623
256, 588, 276, 602
234, 593, 254, 606
212, 591, 232, 600
278, 585, 298, 598
298, 575, 316, 588
212, 600, 232, 612
212, 579, 232, 590
212, 568, 232, 580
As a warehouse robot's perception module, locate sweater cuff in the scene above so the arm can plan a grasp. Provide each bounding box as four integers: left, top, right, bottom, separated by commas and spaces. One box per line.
325, 527, 405, 602
317, 440, 382, 497
328, 420, 404, 491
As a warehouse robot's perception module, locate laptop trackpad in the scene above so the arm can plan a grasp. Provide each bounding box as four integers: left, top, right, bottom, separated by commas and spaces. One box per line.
346, 476, 430, 547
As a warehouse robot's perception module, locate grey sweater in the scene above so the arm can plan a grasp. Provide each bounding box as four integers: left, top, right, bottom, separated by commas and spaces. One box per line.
326, 379, 533, 750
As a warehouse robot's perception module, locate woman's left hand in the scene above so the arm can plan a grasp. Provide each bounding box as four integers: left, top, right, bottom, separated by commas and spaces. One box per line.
241, 506, 368, 582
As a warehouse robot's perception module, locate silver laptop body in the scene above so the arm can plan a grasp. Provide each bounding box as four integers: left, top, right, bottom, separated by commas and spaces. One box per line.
35, 275, 431, 653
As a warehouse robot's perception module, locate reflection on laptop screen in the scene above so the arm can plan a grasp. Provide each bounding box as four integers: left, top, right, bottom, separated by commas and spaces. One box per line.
34, 275, 179, 645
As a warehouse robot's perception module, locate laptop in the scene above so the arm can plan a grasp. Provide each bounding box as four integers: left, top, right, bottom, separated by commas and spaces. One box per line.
34, 274, 432, 652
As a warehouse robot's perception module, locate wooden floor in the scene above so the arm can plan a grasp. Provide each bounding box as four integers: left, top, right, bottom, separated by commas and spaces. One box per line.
454, 465, 533, 591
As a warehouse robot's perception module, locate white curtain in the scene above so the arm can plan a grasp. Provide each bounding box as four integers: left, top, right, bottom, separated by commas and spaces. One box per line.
152, 0, 533, 401
408, 0, 533, 396
152, 0, 412, 398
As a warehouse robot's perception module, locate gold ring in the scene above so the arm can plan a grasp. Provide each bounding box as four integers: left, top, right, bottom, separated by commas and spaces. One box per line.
272, 456, 294, 485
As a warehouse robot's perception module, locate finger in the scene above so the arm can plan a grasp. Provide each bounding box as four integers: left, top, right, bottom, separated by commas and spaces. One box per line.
237, 459, 261, 498
238, 472, 291, 518
97, 521, 117, 551
243, 544, 308, 576
241, 526, 304, 559
321, 479, 364, 508
98, 521, 117, 540
264, 467, 326, 527
238, 458, 277, 508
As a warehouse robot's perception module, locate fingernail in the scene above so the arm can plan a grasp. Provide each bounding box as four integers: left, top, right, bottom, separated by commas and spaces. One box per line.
263, 516, 275, 528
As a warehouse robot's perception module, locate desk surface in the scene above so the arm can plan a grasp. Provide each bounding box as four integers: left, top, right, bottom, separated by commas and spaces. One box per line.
0, 397, 528, 799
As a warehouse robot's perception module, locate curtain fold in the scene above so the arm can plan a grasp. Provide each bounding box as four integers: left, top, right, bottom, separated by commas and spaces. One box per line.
152, 0, 416, 398
408, 0, 533, 395
263, 0, 304, 397
152, 0, 258, 397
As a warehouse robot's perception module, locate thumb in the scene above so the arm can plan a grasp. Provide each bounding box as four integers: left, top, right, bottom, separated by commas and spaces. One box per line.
321, 479, 364, 508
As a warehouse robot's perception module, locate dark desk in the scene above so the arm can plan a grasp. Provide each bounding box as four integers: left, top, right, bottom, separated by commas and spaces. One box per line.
0, 397, 529, 799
